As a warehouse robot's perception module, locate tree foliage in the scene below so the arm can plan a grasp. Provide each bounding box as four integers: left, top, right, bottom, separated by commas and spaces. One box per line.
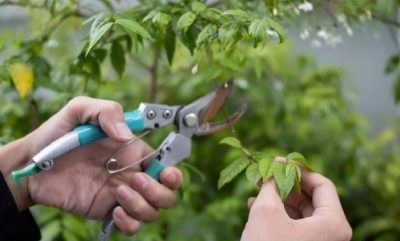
1, 0, 400, 240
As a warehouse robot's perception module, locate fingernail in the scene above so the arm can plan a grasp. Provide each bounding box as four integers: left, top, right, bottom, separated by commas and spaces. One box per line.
132, 174, 148, 190
114, 207, 124, 220
117, 186, 132, 201
115, 122, 133, 140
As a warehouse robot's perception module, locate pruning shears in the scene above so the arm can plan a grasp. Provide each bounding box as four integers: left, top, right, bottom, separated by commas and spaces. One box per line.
11, 80, 246, 241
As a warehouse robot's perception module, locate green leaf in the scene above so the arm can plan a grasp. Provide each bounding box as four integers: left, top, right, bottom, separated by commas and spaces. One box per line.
85, 56, 101, 82
153, 12, 172, 26
218, 23, 242, 50
42, 220, 61, 241
177, 11, 197, 31
265, 160, 279, 181
179, 24, 198, 55
266, 0, 277, 11
196, 24, 217, 46
164, 24, 176, 65
274, 163, 296, 201
28, 56, 51, 84
86, 13, 113, 55
99, 0, 114, 11
181, 163, 206, 182
393, 74, 400, 103
293, 175, 301, 193
218, 157, 250, 189
0, 65, 10, 82
248, 19, 268, 48
200, 8, 222, 23
143, 10, 157, 22
246, 162, 262, 183
62, 230, 80, 241
385, 54, 400, 74
259, 156, 273, 180
295, 165, 302, 181
266, 18, 285, 43
116, 18, 152, 39
45, 0, 57, 16
111, 41, 125, 79
220, 137, 242, 149
144, 11, 172, 26
192, 2, 206, 13
221, 9, 249, 19
93, 49, 108, 62
286, 152, 313, 170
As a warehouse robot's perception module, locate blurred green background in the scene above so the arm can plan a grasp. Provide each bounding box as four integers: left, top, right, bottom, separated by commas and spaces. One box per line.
1, 0, 400, 240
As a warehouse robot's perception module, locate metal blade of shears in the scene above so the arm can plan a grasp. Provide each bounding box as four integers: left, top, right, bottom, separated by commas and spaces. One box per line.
198, 79, 233, 125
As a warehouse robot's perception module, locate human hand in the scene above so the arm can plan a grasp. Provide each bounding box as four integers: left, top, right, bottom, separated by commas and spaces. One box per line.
241, 169, 352, 241
1, 96, 183, 235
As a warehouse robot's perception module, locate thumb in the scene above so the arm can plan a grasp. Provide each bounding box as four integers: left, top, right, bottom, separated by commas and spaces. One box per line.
250, 179, 285, 216
61, 97, 134, 142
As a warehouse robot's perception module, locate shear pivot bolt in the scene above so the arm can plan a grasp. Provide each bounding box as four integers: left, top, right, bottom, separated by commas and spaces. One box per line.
147, 110, 156, 120
163, 110, 172, 119
40, 160, 53, 170
184, 113, 197, 127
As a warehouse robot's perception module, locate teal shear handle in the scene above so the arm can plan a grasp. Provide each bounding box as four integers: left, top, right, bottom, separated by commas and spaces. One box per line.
75, 109, 144, 145
99, 158, 166, 241
11, 109, 145, 184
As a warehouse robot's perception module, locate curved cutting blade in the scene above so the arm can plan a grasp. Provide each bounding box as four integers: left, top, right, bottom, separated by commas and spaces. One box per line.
198, 79, 233, 124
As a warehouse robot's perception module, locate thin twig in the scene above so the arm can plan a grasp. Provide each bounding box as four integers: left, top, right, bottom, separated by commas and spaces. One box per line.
148, 44, 160, 102
0, 0, 90, 18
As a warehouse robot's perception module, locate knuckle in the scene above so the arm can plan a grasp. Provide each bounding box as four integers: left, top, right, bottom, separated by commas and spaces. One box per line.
153, 191, 176, 209
65, 96, 87, 111
129, 199, 145, 216
105, 101, 123, 113
67, 96, 89, 107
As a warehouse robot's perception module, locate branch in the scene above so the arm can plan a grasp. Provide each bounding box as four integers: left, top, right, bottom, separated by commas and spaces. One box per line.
0, 0, 90, 18
148, 44, 160, 102
371, 13, 400, 28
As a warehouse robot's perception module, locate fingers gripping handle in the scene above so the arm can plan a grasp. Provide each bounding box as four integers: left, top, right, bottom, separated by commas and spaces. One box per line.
144, 158, 166, 180
10, 110, 144, 184
99, 158, 165, 241
75, 110, 144, 145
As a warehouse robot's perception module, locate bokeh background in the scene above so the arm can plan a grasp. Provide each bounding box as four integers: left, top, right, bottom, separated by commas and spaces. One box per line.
1, 1, 400, 240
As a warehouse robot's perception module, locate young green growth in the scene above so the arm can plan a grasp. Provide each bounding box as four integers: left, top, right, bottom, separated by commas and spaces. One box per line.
219, 136, 313, 201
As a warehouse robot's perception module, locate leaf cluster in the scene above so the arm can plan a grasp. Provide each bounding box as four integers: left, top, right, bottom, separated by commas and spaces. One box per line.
218, 137, 312, 201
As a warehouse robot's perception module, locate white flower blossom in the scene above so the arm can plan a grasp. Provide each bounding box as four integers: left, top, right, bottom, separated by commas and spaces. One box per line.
317, 29, 328, 40
47, 39, 59, 48
237, 78, 249, 89
336, 14, 347, 24
346, 26, 353, 36
293, 6, 300, 15
300, 29, 310, 40
273, 81, 284, 91
191, 64, 198, 75
298, 1, 313, 12
326, 35, 343, 47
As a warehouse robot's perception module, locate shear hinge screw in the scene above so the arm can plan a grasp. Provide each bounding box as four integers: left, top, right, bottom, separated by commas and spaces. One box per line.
40, 160, 53, 170
184, 113, 197, 127
147, 110, 156, 120
163, 110, 172, 119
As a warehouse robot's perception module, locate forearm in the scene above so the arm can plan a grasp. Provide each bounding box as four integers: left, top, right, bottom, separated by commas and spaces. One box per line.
0, 136, 33, 211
